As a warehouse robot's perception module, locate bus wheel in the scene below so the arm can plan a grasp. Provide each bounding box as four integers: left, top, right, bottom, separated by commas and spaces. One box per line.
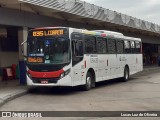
122, 67, 129, 82
82, 72, 92, 91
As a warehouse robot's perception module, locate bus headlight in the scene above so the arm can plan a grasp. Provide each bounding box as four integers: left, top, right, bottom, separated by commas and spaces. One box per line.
27, 71, 32, 79
60, 69, 70, 79
60, 73, 65, 79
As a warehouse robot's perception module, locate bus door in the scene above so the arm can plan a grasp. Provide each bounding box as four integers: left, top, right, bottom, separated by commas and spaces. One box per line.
116, 39, 125, 77
71, 33, 84, 86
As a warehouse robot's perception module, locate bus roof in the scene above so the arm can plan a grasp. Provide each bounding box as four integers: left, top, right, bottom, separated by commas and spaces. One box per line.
30, 27, 141, 41
93, 30, 124, 36
124, 36, 141, 41
114, 35, 141, 42
31, 27, 67, 31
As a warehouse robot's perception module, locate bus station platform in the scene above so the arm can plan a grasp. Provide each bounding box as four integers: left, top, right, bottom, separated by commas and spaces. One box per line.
0, 65, 160, 107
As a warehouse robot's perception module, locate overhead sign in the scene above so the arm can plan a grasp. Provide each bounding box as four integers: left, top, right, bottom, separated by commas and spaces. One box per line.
32, 30, 64, 37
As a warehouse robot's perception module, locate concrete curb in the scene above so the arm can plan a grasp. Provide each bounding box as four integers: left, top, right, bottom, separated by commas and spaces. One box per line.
0, 90, 28, 107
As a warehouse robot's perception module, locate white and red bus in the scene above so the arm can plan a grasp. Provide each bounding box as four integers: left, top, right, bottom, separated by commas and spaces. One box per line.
24, 27, 143, 90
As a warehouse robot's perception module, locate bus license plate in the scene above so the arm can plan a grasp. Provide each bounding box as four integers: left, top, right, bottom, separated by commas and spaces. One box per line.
41, 80, 48, 84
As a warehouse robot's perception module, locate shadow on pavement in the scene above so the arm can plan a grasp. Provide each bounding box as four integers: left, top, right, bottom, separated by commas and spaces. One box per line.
28, 77, 137, 95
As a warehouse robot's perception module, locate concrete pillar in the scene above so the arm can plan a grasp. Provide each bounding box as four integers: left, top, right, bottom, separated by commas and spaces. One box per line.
18, 27, 28, 60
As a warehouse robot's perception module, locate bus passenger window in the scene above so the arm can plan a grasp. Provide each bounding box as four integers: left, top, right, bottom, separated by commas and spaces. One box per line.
131, 41, 135, 53
97, 37, 107, 54
116, 40, 124, 54
124, 41, 131, 53
85, 36, 97, 53
107, 38, 116, 54
135, 42, 141, 53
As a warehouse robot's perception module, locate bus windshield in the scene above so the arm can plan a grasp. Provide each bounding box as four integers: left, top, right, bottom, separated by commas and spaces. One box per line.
27, 36, 70, 64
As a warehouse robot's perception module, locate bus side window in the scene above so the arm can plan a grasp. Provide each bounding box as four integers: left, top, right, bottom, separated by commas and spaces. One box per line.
135, 41, 141, 53
105, 38, 108, 53
85, 35, 97, 54
124, 40, 131, 53
116, 39, 124, 54
97, 37, 107, 54
131, 41, 135, 54
107, 38, 116, 54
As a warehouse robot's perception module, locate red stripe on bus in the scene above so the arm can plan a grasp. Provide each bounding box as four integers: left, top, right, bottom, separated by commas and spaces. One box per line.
28, 69, 64, 78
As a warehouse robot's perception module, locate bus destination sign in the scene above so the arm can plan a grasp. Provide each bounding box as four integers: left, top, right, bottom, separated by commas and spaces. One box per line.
32, 29, 64, 37
28, 57, 43, 63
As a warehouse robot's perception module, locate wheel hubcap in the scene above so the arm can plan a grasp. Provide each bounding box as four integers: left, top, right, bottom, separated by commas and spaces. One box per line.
87, 76, 91, 87
125, 70, 128, 79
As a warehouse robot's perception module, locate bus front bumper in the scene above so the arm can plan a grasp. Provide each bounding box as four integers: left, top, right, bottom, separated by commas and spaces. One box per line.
26, 75, 72, 87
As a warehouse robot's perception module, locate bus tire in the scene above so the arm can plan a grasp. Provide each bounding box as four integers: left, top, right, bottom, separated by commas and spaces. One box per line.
122, 67, 129, 82
82, 72, 92, 91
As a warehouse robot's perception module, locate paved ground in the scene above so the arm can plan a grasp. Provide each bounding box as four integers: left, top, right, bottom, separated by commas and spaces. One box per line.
0, 80, 27, 107
0, 67, 160, 120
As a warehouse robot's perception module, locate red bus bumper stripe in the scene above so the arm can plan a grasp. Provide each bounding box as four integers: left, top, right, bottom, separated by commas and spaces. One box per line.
28, 69, 64, 78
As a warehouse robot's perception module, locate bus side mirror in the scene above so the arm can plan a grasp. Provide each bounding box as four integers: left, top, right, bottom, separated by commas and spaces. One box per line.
21, 40, 27, 57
